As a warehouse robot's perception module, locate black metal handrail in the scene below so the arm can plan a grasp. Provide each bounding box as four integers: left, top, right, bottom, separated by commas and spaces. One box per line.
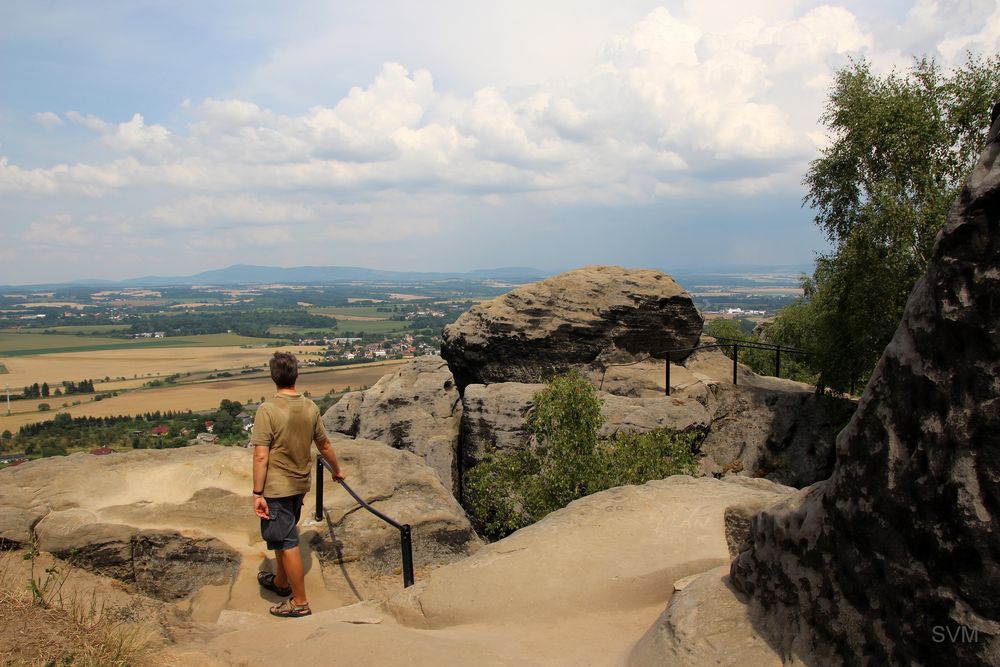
601, 337, 811, 396
314, 455, 414, 587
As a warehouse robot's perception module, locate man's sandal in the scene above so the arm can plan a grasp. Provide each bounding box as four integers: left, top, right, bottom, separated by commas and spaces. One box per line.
257, 571, 292, 597
269, 598, 312, 618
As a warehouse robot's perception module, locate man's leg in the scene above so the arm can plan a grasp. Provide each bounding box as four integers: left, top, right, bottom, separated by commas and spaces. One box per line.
273, 549, 288, 587
274, 546, 307, 605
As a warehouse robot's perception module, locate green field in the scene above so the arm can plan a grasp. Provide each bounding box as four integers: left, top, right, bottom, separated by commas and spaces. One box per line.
40, 324, 132, 334
309, 306, 390, 318
0, 332, 283, 357
330, 320, 409, 335
267, 326, 339, 336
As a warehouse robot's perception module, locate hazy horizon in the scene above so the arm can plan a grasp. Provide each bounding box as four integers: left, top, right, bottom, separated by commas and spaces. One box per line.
2, 1, 996, 284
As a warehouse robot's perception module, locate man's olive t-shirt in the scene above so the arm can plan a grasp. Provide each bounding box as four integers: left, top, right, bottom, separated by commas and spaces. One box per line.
250, 392, 329, 497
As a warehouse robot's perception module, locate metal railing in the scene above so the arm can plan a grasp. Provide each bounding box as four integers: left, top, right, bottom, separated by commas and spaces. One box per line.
314, 455, 415, 588
665, 338, 811, 395
601, 337, 811, 396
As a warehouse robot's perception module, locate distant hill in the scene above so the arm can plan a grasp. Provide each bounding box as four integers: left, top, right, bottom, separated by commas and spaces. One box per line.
6, 265, 552, 289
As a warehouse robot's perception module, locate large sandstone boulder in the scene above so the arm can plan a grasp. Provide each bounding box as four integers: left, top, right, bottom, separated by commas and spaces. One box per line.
310, 436, 481, 578
441, 266, 703, 389
322, 357, 462, 494
729, 113, 1000, 664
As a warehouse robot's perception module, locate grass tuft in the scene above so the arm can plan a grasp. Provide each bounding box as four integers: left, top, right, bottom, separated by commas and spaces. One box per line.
0, 547, 157, 667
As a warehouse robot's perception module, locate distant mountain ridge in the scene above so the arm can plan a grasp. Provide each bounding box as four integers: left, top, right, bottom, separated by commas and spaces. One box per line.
37, 264, 551, 288
2, 263, 815, 290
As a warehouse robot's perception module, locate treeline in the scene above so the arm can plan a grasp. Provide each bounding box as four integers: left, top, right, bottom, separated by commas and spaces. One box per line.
18, 379, 95, 400
129, 309, 337, 338
8, 403, 252, 459
16, 411, 188, 438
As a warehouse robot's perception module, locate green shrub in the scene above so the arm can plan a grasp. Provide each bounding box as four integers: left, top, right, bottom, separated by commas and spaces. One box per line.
466, 372, 701, 540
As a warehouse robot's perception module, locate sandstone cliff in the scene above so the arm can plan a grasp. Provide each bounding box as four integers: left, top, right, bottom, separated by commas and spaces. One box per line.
726, 111, 1000, 664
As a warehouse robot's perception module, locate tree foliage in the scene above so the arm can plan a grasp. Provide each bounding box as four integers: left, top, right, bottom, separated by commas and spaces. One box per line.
769, 55, 1000, 393
466, 372, 700, 540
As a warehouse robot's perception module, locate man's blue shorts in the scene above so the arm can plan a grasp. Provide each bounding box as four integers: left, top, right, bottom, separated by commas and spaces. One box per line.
260, 494, 304, 551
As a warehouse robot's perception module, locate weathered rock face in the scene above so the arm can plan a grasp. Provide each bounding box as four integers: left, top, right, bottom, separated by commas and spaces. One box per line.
697, 382, 856, 487
441, 266, 703, 389
459, 382, 710, 467
310, 436, 481, 576
630, 566, 785, 667
34, 515, 241, 601
730, 115, 1000, 664
459, 382, 543, 466
322, 357, 462, 494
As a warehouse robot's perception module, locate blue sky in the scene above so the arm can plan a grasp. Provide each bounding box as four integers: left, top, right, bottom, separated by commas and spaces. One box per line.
1, 1, 998, 283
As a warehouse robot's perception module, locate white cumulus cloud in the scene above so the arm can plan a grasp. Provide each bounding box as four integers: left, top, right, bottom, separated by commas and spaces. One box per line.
34, 111, 63, 128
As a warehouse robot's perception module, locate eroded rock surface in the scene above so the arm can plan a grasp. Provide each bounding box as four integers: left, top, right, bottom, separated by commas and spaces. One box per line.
310, 436, 481, 578
387, 476, 791, 630
322, 357, 462, 493
441, 265, 703, 389
730, 114, 1000, 665
0, 441, 481, 605
630, 566, 785, 667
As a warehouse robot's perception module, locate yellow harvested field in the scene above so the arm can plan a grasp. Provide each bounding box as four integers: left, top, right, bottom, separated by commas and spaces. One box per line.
0, 345, 326, 388
331, 314, 386, 321
0, 360, 406, 432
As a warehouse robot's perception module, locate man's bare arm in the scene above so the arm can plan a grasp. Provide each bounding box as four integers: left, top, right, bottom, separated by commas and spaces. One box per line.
316, 438, 345, 480
252, 445, 270, 518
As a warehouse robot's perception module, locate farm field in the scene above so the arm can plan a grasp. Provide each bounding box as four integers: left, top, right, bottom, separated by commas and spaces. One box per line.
326, 319, 409, 335
36, 324, 132, 334
0, 331, 282, 357
0, 359, 406, 432
0, 344, 325, 389
310, 306, 389, 319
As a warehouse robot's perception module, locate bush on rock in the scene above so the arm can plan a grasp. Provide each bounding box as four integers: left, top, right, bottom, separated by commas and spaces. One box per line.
467, 372, 699, 540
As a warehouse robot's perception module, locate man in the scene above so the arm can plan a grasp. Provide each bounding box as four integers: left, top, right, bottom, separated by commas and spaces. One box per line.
251, 351, 344, 618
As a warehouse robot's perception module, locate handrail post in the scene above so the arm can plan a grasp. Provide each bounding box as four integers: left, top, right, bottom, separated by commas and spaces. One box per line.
775, 347, 781, 378
400, 524, 414, 588
314, 455, 324, 522
665, 354, 671, 396
732, 343, 739, 385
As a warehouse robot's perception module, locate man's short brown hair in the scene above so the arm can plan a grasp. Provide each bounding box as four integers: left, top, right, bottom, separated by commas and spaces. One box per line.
270, 352, 298, 388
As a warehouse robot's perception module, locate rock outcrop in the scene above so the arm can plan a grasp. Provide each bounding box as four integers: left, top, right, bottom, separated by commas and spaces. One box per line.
0, 441, 481, 606
630, 566, 783, 667
310, 436, 481, 578
166, 476, 792, 666
458, 381, 710, 467
323, 357, 462, 494
729, 113, 1000, 664
35, 516, 240, 601
441, 265, 703, 389
388, 476, 792, 630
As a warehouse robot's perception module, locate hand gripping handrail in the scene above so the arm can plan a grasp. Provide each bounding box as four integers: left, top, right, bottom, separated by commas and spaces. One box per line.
314, 455, 415, 588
